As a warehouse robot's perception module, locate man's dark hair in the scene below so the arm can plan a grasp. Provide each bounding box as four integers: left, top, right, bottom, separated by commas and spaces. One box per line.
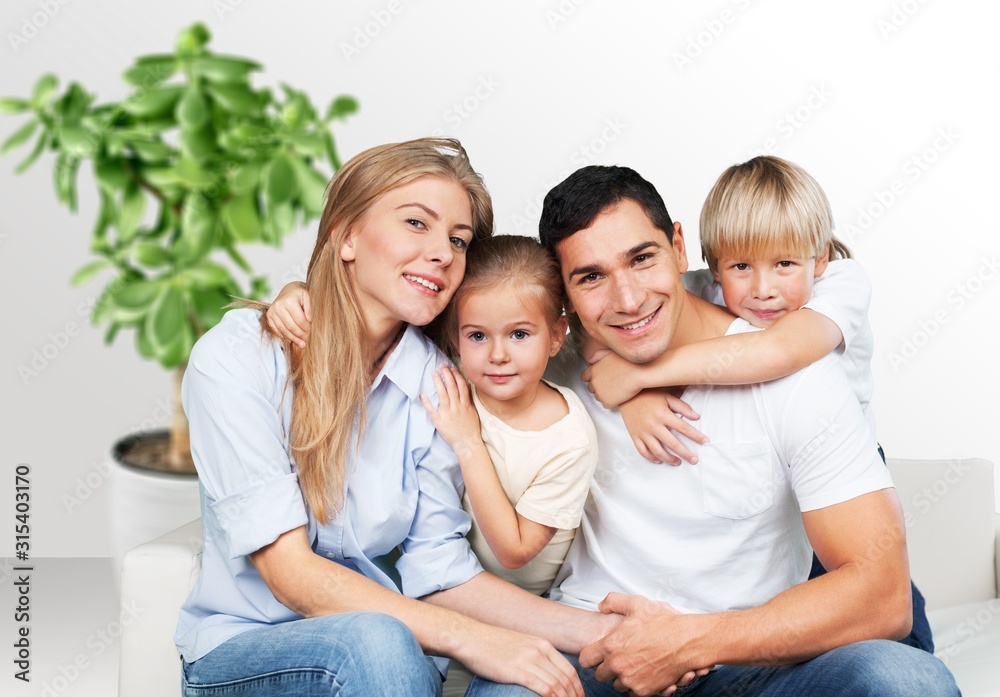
538, 165, 674, 253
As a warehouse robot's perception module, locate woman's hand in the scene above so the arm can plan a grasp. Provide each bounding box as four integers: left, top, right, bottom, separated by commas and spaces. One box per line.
419, 366, 483, 457
265, 281, 311, 347
619, 389, 708, 465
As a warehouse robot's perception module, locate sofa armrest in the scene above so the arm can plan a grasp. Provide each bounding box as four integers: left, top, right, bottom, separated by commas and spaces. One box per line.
118, 518, 203, 697
995, 514, 1000, 599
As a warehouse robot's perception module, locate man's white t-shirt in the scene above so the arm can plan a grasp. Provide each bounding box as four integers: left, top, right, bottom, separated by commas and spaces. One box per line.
683, 259, 876, 431
548, 319, 893, 614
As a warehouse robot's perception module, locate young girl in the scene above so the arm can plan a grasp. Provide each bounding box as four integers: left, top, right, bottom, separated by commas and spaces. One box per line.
266, 234, 603, 694
583, 154, 933, 652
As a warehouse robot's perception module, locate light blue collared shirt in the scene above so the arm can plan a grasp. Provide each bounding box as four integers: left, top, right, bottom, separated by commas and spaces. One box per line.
174, 309, 482, 667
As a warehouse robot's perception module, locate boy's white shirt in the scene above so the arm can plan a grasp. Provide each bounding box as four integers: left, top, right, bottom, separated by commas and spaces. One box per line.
682, 258, 876, 432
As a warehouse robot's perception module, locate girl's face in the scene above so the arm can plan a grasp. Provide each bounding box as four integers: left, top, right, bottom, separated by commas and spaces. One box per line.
713, 248, 829, 328
456, 286, 567, 415
341, 175, 474, 338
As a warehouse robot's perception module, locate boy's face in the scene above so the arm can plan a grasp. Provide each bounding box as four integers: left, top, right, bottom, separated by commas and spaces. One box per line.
712, 249, 829, 328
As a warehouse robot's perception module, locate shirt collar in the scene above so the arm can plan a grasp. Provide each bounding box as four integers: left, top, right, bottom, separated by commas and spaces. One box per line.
371, 324, 434, 400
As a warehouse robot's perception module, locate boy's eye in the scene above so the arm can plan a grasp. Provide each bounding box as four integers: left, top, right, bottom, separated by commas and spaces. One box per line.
777, 260, 795, 268
511, 329, 529, 340
733, 263, 749, 271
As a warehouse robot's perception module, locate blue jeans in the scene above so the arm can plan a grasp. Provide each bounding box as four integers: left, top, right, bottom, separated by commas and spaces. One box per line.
182, 612, 443, 696
466, 641, 960, 696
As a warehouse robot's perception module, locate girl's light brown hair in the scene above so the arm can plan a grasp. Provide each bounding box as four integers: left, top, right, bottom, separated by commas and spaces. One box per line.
267, 137, 492, 524
441, 235, 564, 359
699, 156, 850, 270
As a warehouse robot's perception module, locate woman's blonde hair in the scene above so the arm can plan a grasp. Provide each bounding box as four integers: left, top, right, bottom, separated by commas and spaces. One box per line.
699, 156, 850, 270
440, 235, 564, 358
275, 137, 492, 524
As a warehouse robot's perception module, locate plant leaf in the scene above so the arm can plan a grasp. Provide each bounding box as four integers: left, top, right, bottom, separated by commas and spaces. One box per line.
206, 82, 259, 117
180, 124, 216, 161
223, 242, 252, 273
94, 158, 128, 193
14, 131, 49, 174
0, 97, 30, 114
118, 180, 146, 242
174, 157, 215, 188
284, 130, 327, 158
1, 119, 38, 155
265, 153, 297, 205
325, 95, 359, 121
191, 287, 233, 330
146, 284, 186, 350
221, 194, 263, 242
190, 55, 260, 83
290, 157, 329, 217
176, 86, 209, 129
32, 74, 59, 106
129, 138, 174, 162
230, 162, 261, 195
54, 153, 81, 211
132, 241, 171, 267
175, 193, 217, 264
113, 277, 163, 323
70, 259, 112, 287
122, 85, 184, 119
122, 57, 177, 87
185, 261, 233, 288
57, 124, 99, 157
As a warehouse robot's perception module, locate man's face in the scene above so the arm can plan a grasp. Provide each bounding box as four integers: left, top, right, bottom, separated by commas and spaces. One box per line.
555, 200, 689, 364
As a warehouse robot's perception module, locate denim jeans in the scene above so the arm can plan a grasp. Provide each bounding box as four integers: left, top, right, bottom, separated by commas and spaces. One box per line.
182, 612, 443, 696
466, 641, 960, 696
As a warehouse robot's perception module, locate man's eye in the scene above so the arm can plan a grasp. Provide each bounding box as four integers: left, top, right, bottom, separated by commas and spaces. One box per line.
581, 273, 601, 284
511, 330, 529, 340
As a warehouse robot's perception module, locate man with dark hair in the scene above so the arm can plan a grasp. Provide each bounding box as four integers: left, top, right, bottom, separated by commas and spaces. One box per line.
472, 165, 959, 696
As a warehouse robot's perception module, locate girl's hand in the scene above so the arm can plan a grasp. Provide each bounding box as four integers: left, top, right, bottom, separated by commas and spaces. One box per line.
581, 351, 642, 407
419, 366, 483, 456
618, 389, 708, 465
265, 281, 311, 348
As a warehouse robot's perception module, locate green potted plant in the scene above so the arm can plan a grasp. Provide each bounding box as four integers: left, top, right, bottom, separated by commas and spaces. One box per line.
1, 23, 357, 478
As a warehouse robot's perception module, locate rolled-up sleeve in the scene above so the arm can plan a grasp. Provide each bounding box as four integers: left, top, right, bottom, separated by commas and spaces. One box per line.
396, 425, 482, 598
182, 311, 308, 559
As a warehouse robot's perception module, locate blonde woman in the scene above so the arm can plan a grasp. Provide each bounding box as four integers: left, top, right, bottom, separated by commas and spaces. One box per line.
175, 138, 604, 696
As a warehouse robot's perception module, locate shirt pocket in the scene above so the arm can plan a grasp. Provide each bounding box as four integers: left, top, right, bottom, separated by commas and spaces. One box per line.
701, 440, 774, 520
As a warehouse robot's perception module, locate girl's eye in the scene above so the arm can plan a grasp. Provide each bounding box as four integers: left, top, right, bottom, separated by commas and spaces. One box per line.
469, 332, 486, 342
450, 235, 469, 250
511, 330, 529, 341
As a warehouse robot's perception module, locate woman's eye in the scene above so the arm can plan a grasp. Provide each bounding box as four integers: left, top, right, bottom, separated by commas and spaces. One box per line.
406, 218, 426, 229
511, 330, 529, 340
450, 236, 469, 250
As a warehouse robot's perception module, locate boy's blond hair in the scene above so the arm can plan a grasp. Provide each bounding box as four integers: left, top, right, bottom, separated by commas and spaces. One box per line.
699, 156, 850, 271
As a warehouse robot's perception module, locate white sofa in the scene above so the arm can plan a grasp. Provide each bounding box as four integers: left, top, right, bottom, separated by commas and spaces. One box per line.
118, 458, 1000, 696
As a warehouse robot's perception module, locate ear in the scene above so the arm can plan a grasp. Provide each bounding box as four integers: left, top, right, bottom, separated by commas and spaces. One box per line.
711, 265, 721, 283
339, 227, 356, 262
813, 245, 831, 278
671, 222, 689, 273
549, 315, 569, 356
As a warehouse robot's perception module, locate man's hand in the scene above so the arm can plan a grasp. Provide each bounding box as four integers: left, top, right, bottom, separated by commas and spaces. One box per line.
579, 593, 713, 696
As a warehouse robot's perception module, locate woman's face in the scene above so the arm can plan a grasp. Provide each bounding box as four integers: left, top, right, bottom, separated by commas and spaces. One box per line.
341, 175, 475, 336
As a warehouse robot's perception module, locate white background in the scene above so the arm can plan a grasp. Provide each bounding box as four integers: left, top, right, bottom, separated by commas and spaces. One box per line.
1, 0, 997, 561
